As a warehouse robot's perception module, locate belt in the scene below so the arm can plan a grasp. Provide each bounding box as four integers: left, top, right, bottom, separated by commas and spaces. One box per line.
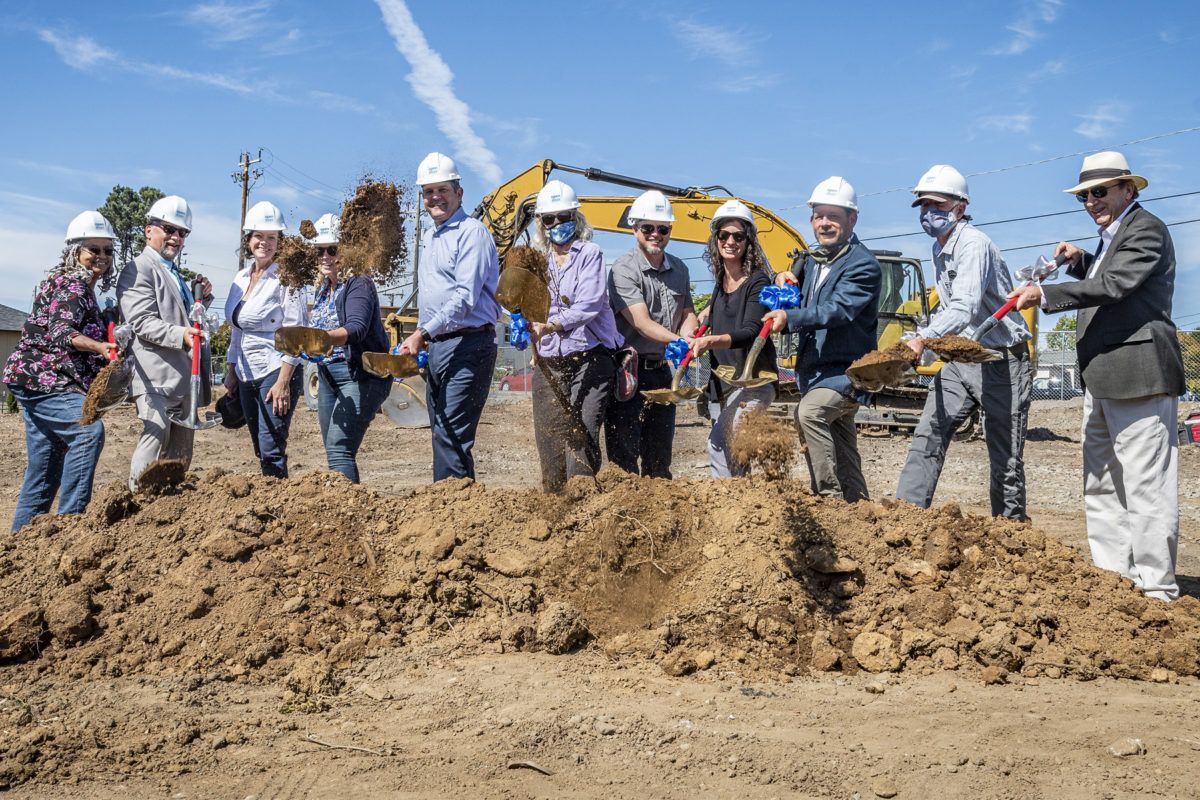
429, 323, 494, 343
1001, 343, 1029, 358
639, 356, 668, 370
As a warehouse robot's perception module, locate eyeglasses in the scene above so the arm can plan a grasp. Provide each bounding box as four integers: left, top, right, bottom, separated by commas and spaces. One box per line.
637, 223, 671, 236
152, 221, 190, 238
317, 246, 339, 256
540, 212, 573, 227
1075, 185, 1111, 203
81, 245, 114, 257
716, 231, 747, 244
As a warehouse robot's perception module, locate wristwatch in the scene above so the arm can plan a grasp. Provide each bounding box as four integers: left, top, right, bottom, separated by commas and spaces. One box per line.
415, 326, 429, 341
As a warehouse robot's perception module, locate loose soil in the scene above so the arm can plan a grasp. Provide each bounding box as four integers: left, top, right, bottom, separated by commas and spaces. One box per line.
925, 334, 993, 362
846, 343, 919, 389
77, 360, 128, 426
503, 244, 549, 283
338, 179, 408, 285
275, 235, 319, 290
297, 219, 317, 240
1, 398, 1198, 797
729, 408, 798, 478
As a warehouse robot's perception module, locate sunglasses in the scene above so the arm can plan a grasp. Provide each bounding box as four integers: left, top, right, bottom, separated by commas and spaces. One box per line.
81, 245, 114, 257
716, 231, 747, 244
540, 212, 573, 227
317, 245, 339, 256
1075, 185, 1111, 203
637, 223, 672, 236
152, 222, 190, 238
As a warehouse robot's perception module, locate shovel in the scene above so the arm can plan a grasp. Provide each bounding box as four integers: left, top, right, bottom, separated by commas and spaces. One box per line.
79, 322, 134, 424
169, 319, 221, 430
846, 344, 920, 392
642, 324, 709, 404
713, 285, 797, 389
362, 313, 424, 379
275, 326, 333, 360
925, 253, 1066, 364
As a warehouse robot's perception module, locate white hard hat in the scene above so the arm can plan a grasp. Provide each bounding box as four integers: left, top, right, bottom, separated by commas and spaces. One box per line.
310, 212, 340, 245
146, 195, 193, 231
911, 165, 969, 207
65, 210, 117, 243
242, 200, 287, 233
628, 190, 675, 224
416, 152, 462, 186
710, 199, 756, 232
807, 176, 858, 211
534, 180, 581, 215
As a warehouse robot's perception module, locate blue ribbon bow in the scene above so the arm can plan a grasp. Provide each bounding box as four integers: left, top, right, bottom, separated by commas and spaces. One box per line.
759, 283, 801, 311
416, 350, 428, 370
664, 337, 690, 368
508, 310, 531, 351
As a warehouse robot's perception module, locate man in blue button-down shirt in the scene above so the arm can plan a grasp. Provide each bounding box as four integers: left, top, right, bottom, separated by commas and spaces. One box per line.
399, 152, 501, 481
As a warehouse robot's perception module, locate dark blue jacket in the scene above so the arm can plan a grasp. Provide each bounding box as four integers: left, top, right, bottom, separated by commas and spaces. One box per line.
332, 275, 390, 383
784, 236, 881, 397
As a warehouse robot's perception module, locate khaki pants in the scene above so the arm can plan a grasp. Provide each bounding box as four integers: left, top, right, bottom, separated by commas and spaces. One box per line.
1082, 390, 1179, 601
796, 387, 868, 501
129, 393, 195, 491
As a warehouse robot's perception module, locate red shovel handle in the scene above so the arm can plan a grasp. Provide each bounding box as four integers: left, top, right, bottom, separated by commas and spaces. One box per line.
678, 324, 710, 370
755, 320, 774, 339
190, 322, 202, 376
106, 322, 117, 362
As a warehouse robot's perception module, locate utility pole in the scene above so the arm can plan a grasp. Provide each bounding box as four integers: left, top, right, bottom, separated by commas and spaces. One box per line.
231, 149, 263, 270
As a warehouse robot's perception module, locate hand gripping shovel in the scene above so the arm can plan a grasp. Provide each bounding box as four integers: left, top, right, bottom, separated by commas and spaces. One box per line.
713, 285, 798, 389
925, 253, 1066, 364
170, 314, 221, 431
362, 313, 424, 379
641, 324, 709, 404
79, 322, 135, 424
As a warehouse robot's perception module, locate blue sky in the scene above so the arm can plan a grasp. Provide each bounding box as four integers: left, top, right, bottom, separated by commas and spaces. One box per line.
2, 0, 1198, 329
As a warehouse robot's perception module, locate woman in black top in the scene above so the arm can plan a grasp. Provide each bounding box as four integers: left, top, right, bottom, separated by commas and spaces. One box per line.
689, 200, 777, 477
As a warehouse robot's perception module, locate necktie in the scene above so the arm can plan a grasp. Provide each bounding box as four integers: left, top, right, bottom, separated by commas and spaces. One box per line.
167, 261, 194, 307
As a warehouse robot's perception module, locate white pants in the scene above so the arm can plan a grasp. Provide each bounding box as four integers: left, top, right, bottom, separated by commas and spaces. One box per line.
129, 393, 195, 491
1082, 390, 1179, 601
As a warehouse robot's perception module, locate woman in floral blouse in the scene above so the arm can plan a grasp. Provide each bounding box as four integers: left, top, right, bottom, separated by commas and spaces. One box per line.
3, 211, 120, 531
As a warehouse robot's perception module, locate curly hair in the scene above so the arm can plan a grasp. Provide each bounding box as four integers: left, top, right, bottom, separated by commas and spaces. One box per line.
529, 209, 594, 253
50, 242, 116, 292
704, 219, 772, 290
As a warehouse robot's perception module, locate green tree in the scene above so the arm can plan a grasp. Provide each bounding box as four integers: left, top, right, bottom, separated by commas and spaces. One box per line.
98, 185, 165, 264
210, 321, 231, 364
1047, 313, 1077, 352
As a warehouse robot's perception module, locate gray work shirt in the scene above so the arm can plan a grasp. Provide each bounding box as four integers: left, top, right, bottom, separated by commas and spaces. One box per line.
918, 222, 1030, 349
608, 246, 693, 356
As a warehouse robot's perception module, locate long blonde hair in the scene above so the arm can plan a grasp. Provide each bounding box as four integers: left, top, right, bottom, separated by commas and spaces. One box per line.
530, 209, 595, 253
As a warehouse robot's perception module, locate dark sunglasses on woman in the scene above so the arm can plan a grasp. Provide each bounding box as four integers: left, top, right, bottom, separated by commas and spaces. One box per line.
81, 245, 115, 257
317, 246, 339, 256
540, 212, 573, 227
716, 231, 747, 243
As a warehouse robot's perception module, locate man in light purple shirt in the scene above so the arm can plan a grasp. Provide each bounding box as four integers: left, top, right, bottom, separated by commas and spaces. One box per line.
399, 152, 500, 481
524, 179, 622, 491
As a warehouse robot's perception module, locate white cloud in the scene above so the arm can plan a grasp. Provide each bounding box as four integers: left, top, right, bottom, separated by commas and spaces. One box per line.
373, 0, 502, 184
37, 29, 116, 68
671, 18, 774, 93
1074, 102, 1127, 140
185, 1, 304, 54
307, 90, 377, 115
990, 0, 1064, 56
971, 112, 1035, 136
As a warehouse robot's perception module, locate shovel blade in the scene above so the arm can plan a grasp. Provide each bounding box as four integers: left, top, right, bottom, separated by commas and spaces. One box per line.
381, 377, 430, 428
275, 326, 333, 358
713, 364, 777, 389
168, 377, 222, 430
641, 387, 701, 405
496, 266, 550, 323
362, 352, 421, 379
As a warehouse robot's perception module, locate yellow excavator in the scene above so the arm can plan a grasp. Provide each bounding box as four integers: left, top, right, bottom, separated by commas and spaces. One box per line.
471, 159, 1038, 436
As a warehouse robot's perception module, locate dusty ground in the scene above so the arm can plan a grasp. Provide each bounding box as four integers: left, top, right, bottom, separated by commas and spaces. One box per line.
1, 395, 1199, 799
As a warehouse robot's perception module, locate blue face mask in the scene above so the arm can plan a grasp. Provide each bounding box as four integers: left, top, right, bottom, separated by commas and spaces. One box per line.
548, 220, 577, 245
920, 207, 958, 238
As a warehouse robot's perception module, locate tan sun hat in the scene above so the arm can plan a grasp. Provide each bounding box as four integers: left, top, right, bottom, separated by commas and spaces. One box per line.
1064, 151, 1148, 194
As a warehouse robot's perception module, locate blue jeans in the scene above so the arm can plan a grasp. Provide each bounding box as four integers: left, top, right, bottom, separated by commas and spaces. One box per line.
425, 330, 497, 481
317, 361, 390, 483
237, 367, 302, 479
8, 385, 105, 531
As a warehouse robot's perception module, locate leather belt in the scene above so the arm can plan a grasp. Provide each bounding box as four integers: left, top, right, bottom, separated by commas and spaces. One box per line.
429, 323, 494, 343
639, 356, 667, 370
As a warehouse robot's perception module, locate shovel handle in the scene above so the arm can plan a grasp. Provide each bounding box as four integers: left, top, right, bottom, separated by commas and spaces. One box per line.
677, 324, 710, 371
106, 322, 118, 362
755, 320, 773, 339
190, 322, 202, 377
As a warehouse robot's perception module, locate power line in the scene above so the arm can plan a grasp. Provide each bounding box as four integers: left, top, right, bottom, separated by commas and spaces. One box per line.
995, 217, 1200, 255
861, 189, 1200, 242
260, 147, 344, 195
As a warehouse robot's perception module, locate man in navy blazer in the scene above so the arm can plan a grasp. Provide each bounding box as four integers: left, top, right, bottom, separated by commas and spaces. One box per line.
765, 177, 880, 501
1010, 151, 1184, 601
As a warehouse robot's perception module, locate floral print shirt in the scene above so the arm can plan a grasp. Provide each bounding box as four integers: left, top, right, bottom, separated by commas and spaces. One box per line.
311, 280, 347, 362
2, 272, 106, 394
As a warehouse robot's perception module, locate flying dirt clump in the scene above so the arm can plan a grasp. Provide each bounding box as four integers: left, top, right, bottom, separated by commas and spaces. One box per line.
504, 244, 549, 283
730, 409, 797, 479
78, 361, 125, 425
925, 334, 992, 361
298, 218, 317, 239
275, 235, 319, 290
339, 178, 409, 284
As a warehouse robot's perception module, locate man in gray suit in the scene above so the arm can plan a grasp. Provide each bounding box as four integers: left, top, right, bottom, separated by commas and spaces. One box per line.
116, 195, 214, 490
1011, 151, 1184, 601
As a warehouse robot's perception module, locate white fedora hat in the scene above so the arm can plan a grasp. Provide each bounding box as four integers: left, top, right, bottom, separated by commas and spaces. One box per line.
1064, 151, 1148, 194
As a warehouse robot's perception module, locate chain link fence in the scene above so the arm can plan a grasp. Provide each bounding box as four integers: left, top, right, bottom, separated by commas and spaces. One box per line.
1032, 326, 1200, 402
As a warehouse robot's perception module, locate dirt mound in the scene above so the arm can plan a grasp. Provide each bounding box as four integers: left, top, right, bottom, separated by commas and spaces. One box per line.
276, 235, 319, 289
78, 359, 126, 425
730, 409, 797, 479
926, 334, 992, 362
339, 179, 409, 284
2, 468, 1198, 787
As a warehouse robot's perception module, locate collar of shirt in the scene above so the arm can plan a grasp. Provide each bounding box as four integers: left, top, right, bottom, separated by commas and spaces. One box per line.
431, 206, 468, 235
934, 220, 968, 260
633, 245, 674, 274
1098, 202, 1136, 245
